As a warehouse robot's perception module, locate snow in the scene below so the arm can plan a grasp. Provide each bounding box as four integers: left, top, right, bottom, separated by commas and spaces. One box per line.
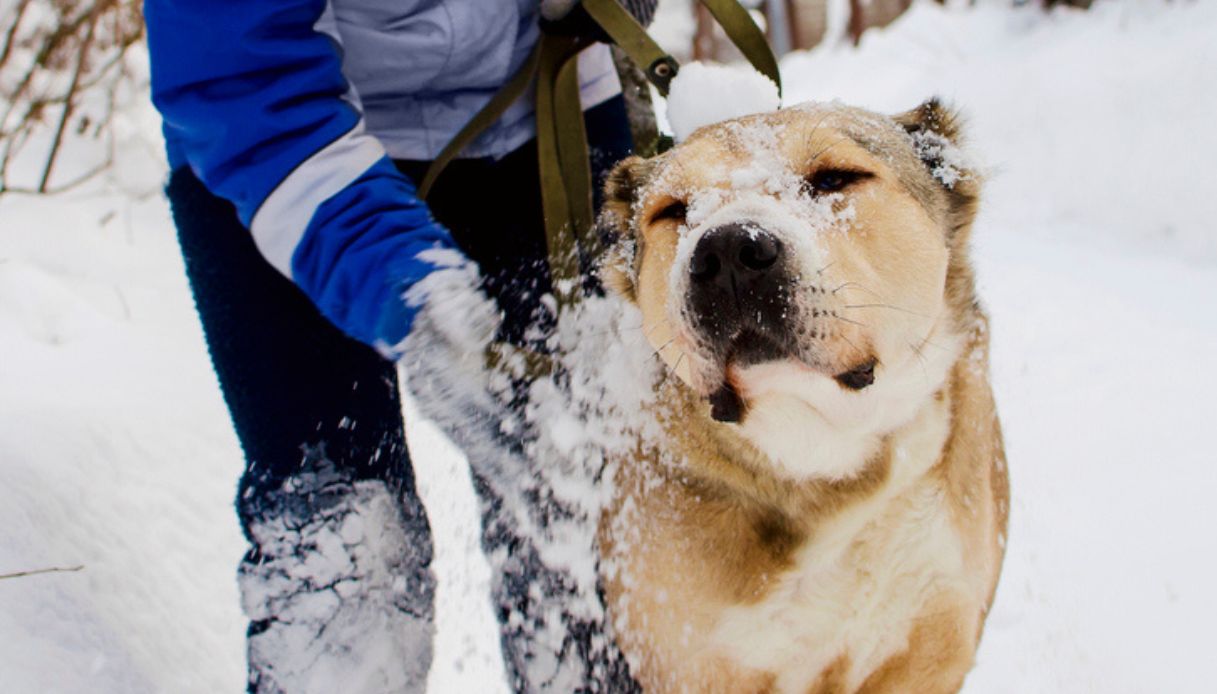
968, 230, 1217, 694
665, 62, 782, 142
239, 464, 435, 694
0, 157, 246, 691
909, 127, 969, 189
2, 1, 1217, 692
780, 0, 1217, 265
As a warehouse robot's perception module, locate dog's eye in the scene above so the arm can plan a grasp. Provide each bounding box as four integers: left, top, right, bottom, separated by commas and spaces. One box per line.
807, 169, 872, 195
650, 201, 687, 225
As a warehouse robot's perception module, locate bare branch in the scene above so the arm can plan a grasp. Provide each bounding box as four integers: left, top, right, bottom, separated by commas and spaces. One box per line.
0, 565, 85, 581
1, 0, 144, 196
39, 8, 99, 192
0, 0, 34, 70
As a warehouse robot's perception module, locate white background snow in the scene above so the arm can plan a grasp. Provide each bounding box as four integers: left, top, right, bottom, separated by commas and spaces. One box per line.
2, 1, 1215, 692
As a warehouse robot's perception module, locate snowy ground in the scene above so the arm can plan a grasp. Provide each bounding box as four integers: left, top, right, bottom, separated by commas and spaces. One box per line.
2, 1, 1215, 692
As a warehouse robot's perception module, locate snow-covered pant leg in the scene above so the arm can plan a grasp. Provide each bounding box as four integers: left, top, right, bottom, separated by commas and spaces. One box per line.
238, 455, 434, 694
397, 96, 639, 693
167, 169, 435, 693
475, 474, 638, 694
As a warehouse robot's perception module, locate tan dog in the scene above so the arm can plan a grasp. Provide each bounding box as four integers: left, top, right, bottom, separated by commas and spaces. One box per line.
595, 100, 1008, 693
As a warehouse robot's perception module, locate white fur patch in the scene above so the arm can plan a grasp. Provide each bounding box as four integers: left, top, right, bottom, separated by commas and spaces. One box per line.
736, 322, 961, 481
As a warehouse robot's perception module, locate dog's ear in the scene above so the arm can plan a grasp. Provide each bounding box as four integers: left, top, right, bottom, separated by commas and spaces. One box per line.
604, 154, 651, 216
893, 98, 979, 240
895, 99, 983, 319
597, 155, 654, 303
892, 98, 971, 191
893, 98, 963, 148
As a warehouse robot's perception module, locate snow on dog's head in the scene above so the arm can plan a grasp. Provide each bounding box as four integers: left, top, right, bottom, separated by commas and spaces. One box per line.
665, 62, 781, 143
599, 99, 981, 481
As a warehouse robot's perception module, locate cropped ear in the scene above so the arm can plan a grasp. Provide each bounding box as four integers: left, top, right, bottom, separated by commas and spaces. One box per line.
597, 155, 655, 303
893, 98, 972, 187
893, 98, 963, 146
896, 99, 982, 314
603, 154, 652, 221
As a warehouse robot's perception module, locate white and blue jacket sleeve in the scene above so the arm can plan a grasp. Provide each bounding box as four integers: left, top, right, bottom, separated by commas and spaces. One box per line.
145, 0, 458, 352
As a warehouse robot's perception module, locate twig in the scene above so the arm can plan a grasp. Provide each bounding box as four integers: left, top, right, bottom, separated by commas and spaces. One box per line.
0, 0, 142, 196
39, 10, 99, 193
0, 565, 85, 581
1, 155, 111, 195
0, 0, 33, 70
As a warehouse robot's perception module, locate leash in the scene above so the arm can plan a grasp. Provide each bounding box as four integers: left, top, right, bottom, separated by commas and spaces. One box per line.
419, 0, 780, 377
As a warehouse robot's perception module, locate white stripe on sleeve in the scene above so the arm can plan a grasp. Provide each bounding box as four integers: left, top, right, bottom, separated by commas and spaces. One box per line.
250, 122, 387, 279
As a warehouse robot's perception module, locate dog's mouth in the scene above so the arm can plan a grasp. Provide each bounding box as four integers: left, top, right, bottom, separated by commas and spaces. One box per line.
834, 358, 877, 391
725, 328, 790, 368
703, 332, 879, 424
705, 330, 789, 423
708, 380, 746, 423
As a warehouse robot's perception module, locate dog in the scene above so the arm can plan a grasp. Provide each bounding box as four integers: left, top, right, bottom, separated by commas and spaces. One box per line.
594, 99, 1009, 693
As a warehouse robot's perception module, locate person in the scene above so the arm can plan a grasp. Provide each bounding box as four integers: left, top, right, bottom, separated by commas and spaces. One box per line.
144, 1, 654, 691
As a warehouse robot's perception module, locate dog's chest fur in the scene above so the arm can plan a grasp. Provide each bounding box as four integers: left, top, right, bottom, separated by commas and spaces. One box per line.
603, 370, 999, 694
709, 404, 973, 692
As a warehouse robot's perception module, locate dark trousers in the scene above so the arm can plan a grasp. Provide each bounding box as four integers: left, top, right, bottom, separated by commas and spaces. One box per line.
169, 96, 635, 692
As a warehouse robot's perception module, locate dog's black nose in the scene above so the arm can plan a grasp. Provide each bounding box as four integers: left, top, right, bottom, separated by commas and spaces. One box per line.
686, 223, 790, 347
689, 223, 783, 290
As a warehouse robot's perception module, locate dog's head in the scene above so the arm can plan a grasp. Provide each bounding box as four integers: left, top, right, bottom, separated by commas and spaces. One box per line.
600, 100, 981, 480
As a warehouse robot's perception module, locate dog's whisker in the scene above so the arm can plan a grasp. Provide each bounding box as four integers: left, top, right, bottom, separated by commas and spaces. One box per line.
835, 330, 863, 355
650, 336, 678, 359
802, 112, 835, 164
915, 333, 952, 353
907, 339, 931, 383
842, 303, 929, 318
808, 139, 848, 167
826, 313, 868, 328
672, 350, 688, 377
830, 281, 882, 298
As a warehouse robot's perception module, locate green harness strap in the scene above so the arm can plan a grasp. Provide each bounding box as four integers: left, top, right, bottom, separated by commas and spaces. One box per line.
416, 31, 597, 310
416, 40, 544, 201
698, 0, 781, 91
584, 0, 780, 96
418, 0, 780, 377
581, 0, 678, 95
535, 33, 596, 308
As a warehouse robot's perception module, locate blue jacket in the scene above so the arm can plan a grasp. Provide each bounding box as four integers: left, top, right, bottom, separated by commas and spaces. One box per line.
146, 0, 621, 351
